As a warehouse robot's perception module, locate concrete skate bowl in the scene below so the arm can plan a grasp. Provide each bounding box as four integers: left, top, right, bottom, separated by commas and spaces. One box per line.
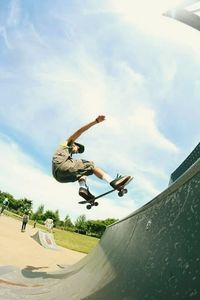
31, 230, 58, 251
164, 0, 200, 32
0, 159, 200, 299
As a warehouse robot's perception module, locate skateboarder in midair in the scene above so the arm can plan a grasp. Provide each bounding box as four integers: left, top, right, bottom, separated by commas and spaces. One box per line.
52, 115, 131, 200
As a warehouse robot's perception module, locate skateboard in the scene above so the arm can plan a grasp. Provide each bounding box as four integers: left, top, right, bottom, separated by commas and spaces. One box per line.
78, 176, 133, 210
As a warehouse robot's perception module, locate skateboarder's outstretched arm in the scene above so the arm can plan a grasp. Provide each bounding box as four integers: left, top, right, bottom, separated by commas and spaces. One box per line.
67, 115, 105, 143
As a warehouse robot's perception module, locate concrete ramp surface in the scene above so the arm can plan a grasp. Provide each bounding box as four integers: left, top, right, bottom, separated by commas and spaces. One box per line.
0, 159, 200, 299
31, 230, 58, 250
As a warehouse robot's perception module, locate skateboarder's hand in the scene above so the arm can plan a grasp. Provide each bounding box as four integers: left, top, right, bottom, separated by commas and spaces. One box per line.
96, 115, 105, 123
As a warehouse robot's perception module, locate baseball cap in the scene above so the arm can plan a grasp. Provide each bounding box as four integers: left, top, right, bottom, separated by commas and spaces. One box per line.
74, 142, 85, 153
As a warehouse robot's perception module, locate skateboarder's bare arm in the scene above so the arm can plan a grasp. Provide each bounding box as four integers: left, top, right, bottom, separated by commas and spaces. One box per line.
67, 115, 105, 143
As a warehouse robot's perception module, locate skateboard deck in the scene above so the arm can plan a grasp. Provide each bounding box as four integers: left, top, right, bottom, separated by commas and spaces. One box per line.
78, 176, 133, 210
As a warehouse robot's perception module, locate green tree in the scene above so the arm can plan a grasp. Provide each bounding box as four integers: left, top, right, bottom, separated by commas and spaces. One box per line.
64, 214, 74, 228
0, 192, 33, 214
43, 209, 60, 226
85, 218, 118, 238
54, 209, 60, 225
32, 205, 45, 222
0, 192, 16, 210
75, 214, 87, 234
0, 191, 14, 203
86, 220, 106, 238
102, 218, 118, 226
19, 198, 32, 214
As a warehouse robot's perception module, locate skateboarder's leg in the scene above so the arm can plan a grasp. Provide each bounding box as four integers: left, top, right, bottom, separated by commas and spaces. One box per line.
76, 161, 131, 199
93, 167, 112, 182
77, 166, 113, 200
78, 176, 95, 201
93, 167, 131, 190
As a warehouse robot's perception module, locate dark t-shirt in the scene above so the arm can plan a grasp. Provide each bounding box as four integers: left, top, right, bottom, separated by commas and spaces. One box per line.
22, 214, 29, 223
52, 140, 73, 175
52, 140, 94, 183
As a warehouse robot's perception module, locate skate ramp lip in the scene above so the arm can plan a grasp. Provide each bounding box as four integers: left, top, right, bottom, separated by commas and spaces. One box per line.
31, 230, 58, 251
0, 159, 200, 299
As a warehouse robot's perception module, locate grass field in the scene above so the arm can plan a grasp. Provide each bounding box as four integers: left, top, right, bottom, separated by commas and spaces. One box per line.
5, 211, 99, 254
53, 228, 99, 253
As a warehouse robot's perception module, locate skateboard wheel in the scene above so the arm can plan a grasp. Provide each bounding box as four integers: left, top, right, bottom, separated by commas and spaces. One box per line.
94, 202, 99, 206
86, 205, 92, 210
124, 188, 128, 194
118, 191, 124, 197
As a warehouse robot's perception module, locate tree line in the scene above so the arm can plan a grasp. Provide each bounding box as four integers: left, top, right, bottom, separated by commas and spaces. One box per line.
0, 190, 118, 238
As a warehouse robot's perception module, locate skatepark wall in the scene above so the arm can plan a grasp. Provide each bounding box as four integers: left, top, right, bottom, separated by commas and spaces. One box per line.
164, 0, 200, 32
31, 230, 58, 251
169, 142, 200, 185
60, 157, 200, 300
0, 158, 200, 299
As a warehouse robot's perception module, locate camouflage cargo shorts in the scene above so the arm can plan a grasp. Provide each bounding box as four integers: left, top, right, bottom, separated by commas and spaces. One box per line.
53, 159, 95, 183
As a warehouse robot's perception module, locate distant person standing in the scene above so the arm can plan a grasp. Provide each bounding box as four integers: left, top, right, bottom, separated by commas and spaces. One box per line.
33, 219, 37, 228
45, 218, 54, 233
0, 198, 9, 215
21, 213, 29, 232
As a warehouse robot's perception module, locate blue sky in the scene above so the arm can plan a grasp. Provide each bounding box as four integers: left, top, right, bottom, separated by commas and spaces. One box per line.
0, 0, 200, 222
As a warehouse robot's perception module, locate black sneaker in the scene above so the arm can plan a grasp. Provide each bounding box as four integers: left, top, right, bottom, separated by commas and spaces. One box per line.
79, 187, 95, 201
110, 175, 131, 190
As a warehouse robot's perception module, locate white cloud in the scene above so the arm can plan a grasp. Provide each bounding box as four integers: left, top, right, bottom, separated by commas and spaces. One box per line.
0, 67, 13, 80
7, 0, 21, 27
116, 62, 145, 85
106, 0, 200, 58
134, 174, 160, 196
128, 107, 179, 152
0, 26, 12, 49
160, 59, 177, 82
